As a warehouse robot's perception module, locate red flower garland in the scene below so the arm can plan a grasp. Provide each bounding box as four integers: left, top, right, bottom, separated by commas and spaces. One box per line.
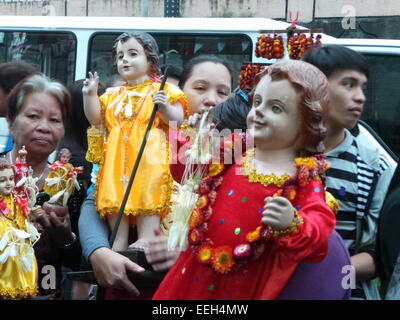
187, 134, 329, 274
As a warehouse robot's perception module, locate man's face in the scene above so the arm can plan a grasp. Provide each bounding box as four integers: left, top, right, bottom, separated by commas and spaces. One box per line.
327, 69, 367, 130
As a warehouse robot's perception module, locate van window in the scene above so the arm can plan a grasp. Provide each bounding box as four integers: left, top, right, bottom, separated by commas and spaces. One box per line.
362, 54, 400, 157
0, 31, 76, 85
89, 32, 252, 87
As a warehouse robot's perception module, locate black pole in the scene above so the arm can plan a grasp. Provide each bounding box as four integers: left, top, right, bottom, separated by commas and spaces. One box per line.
109, 68, 169, 247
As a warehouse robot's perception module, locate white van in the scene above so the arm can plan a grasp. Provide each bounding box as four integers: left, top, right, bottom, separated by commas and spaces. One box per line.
0, 16, 399, 162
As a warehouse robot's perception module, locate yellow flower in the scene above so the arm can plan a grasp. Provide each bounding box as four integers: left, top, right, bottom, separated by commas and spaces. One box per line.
208, 163, 224, 176
197, 244, 213, 264
295, 157, 317, 169
246, 226, 262, 243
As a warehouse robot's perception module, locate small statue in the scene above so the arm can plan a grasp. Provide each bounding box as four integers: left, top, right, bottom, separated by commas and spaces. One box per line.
43, 148, 81, 207
0, 157, 40, 299
13, 145, 39, 208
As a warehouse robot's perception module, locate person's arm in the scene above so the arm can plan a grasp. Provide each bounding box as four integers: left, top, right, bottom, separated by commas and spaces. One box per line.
78, 189, 110, 262
78, 190, 145, 295
351, 252, 376, 281
354, 163, 396, 280
36, 202, 82, 271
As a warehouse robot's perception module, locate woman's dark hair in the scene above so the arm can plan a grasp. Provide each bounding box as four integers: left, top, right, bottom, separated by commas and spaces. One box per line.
64, 79, 106, 150
253, 60, 329, 157
7, 73, 72, 128
111, 32, 161, 76
178, 55, 233, 89
302, 45, 369, 78
161, 64, 182, 82
0, 60, 38, 94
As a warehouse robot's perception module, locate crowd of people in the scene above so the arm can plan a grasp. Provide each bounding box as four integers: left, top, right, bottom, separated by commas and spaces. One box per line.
0, 31, 399, 300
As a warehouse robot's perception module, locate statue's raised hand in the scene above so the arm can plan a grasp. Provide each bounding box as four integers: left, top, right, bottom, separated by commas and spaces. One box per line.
82, 71, 99, 96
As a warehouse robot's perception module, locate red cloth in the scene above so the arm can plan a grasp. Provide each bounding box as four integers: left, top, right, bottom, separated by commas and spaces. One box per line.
153, 160, 335, 300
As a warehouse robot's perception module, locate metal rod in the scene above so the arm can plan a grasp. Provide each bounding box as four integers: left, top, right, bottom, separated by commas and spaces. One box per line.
109, 67, 169, 247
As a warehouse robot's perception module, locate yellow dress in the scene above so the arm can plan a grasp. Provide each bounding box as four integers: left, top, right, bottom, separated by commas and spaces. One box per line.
95, 79, 187, 222
0, 194, 39, 299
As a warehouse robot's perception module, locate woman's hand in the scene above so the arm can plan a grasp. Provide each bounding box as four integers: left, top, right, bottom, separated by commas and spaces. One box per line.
82, 71, 99, 96
262, 196, 295, 231
36, 202, 74, 248
89, 247, 144, 296
129, 229, 179, 272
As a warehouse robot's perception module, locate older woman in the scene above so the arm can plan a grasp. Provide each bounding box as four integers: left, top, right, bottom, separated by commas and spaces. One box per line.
2, 73, 82, 299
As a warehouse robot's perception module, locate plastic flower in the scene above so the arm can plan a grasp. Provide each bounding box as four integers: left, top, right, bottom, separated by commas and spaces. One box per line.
196, 195, 209, 209
15, 195, 29, 216
197, 243, 213, 264
295, 157, 317, 169
198, 177, 212, 195
189, 209, 203, 229
233, 243, 252, 260
297, 165, 310, 187
212, 245, 234, 274
283, 185, 297, 201
0, 198, 11, 215
208, 163, 224, 177
261, 227, 272, 241
188, 229, 203, 245
246, 226, 262, 243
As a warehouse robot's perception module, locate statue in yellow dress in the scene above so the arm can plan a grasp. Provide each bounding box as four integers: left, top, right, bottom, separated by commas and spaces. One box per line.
0, 158, 40, 299
43, 148, 81, 207
82, 32, 187, 251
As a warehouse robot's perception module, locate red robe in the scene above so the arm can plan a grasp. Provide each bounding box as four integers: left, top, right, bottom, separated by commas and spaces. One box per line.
153, 156, 335, 300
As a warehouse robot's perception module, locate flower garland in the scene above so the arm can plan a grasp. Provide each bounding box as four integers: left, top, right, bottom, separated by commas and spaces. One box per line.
255, 34, 284, 60
238, 63, 265, 90
187, 141, 329, 274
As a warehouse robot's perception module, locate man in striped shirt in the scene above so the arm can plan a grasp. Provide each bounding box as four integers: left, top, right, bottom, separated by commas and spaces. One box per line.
303, 45, 395, 299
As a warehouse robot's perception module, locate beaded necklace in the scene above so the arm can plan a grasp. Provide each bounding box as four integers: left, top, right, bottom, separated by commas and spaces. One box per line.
116, 81, 156, 190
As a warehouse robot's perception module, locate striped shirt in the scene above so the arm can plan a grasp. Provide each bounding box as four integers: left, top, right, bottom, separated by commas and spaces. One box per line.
325, 129, 394, 299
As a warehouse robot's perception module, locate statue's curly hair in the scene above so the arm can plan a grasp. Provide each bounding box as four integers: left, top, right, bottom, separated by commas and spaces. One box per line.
111, 32, 161, 76
252, 60, 329, 157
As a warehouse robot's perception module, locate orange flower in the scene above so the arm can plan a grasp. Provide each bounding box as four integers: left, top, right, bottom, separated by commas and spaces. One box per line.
188, 229, 203, 245
208, 163, 224, 177
196, 195, 209, 209
246, 226, 262, 243
211, 246, 234, 274
189, 209, 203, 229
197, 244, 213, 264
283, 185, 297, 201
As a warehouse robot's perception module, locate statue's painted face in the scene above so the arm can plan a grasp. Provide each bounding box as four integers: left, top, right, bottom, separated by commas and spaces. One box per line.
0, 168, 14, 196
247, 75, 300, 150
116, 37, 149, 83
